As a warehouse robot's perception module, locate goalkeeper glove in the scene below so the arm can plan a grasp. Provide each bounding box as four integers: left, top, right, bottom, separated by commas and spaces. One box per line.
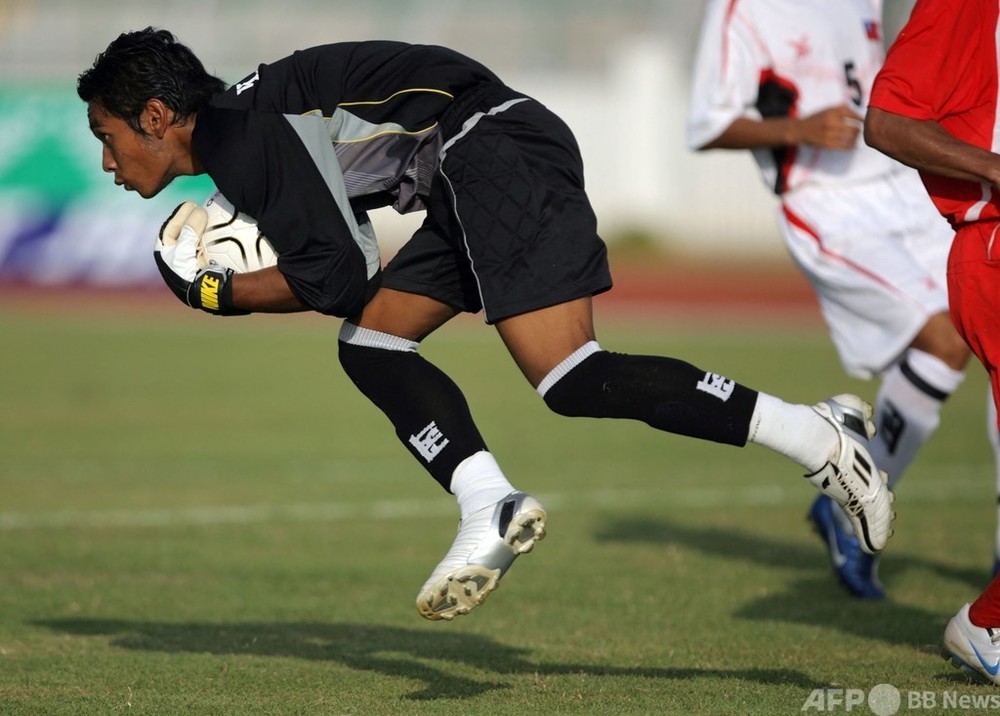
154, 201, 248, 316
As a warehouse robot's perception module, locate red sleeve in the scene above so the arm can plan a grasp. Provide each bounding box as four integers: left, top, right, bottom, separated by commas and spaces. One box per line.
870, 0, 984, 120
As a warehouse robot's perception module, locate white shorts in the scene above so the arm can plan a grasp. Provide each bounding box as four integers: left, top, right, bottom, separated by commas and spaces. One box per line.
778, 168, 953, 380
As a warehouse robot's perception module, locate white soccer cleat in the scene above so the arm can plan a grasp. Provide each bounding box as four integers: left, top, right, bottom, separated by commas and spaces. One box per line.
416, 491, 546, 621
942, 603, 1000, 685
804, 394, 894, 555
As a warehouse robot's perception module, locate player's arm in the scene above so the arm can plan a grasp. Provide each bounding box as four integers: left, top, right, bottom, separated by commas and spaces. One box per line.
865, 107, 1000, 189
229, 267, 307, 312
195, 108, 377, 318
154, 198, 368, 317
154, 202, 306, 315
699, 106, 863, 152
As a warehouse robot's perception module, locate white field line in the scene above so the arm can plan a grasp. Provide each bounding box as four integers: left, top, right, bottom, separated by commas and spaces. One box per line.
0, 472, 987, 530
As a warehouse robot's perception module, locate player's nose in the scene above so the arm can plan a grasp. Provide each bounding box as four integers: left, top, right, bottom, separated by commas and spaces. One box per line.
101, 146, 116, 173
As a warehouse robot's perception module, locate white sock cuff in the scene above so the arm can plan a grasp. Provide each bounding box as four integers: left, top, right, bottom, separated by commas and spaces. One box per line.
747, 392, 838, 472
903, 348, 965, 397
450, 450, 502, 492
449, 450, 516, 517
338, 322, 419, 352
746, 392, 778, 444
536, 341, 602, 398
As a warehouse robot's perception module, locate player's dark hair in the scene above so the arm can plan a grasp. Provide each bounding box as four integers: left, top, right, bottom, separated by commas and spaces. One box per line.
77, 27, 227, 134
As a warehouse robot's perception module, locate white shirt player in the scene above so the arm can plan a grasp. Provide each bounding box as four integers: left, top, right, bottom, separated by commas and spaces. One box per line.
686, 0, 954, 383
687, 0, 895, 194
685, 0, 1000, 606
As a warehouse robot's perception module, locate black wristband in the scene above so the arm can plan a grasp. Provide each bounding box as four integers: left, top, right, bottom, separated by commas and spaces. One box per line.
187, 266, 250, 316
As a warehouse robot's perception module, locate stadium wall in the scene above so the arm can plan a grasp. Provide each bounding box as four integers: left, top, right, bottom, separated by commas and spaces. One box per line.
0, 0, 916, 285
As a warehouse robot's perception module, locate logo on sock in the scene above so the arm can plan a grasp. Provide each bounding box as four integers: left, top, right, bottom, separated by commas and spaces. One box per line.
879, 401, 905, 455
696, 372, 735, 401
409, 421, 450, 462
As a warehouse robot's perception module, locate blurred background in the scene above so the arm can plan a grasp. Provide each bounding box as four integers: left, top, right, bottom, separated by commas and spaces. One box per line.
0, 0, 918, 286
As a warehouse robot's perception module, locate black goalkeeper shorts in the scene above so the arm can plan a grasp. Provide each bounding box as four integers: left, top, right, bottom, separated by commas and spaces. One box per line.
381, 84, 613, 324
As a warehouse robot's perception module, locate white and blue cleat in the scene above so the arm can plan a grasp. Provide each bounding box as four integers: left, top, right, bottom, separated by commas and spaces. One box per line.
942, 603, 1000, 685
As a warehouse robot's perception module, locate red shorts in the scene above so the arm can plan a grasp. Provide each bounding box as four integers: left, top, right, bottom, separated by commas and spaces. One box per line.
948, 221, 1000, 428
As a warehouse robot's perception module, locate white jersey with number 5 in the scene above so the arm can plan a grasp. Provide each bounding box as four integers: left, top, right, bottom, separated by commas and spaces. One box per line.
687, 0, 894, 194
686, 0, 955, 379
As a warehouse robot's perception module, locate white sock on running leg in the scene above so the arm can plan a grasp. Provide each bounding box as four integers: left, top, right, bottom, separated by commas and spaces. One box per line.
746, 393, 840, 473
449, 451, 517, 520
871, 349, 963, 487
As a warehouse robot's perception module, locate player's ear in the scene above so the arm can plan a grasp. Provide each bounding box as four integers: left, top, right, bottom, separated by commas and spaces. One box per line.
142, 98, 174, 139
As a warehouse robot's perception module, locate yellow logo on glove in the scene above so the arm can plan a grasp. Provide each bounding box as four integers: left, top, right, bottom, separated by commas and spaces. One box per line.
200, 274, 221, 311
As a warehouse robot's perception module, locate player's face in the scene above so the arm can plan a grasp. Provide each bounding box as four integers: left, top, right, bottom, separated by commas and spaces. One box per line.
86, 102, 174, 199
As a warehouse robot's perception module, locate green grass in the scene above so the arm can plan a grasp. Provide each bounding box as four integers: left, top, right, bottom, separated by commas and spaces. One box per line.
0, 298, 996, 714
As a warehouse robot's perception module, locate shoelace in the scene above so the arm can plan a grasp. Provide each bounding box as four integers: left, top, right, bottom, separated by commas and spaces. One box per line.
836, 470, 864, 517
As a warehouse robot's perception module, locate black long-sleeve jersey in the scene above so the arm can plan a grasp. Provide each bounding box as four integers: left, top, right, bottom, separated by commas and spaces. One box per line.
192, 41, 504, 316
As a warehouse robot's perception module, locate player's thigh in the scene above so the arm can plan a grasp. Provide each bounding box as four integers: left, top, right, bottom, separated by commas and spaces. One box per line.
495, 296, 597, 388
354, 288, 459, 342
909, 311, 970, 370
948, 223, 1000, 381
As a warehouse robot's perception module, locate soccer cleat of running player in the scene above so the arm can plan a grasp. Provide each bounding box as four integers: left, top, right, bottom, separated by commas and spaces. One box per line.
416, 491, 546, 620
942, 603, 1000, 686
804, 395, 893, 555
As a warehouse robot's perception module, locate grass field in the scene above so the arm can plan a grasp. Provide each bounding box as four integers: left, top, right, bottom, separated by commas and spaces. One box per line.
1, 290, 997, 715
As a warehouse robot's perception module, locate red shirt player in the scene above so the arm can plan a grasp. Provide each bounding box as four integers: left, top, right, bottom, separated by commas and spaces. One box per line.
867, 0, 1000, 685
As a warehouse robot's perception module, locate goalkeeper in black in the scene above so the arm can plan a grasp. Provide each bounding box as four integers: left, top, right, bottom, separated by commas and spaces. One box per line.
78, 28, 894, 621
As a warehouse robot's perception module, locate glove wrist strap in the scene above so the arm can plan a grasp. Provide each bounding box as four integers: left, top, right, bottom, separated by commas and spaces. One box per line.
189, 267, 249, 316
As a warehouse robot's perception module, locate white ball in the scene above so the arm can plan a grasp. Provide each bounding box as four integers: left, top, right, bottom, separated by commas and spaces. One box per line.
197, 191, 278, 273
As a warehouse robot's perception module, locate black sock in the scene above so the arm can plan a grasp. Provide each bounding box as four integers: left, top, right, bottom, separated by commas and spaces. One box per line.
542, 350, 758, 446
338, 341, 488, 490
